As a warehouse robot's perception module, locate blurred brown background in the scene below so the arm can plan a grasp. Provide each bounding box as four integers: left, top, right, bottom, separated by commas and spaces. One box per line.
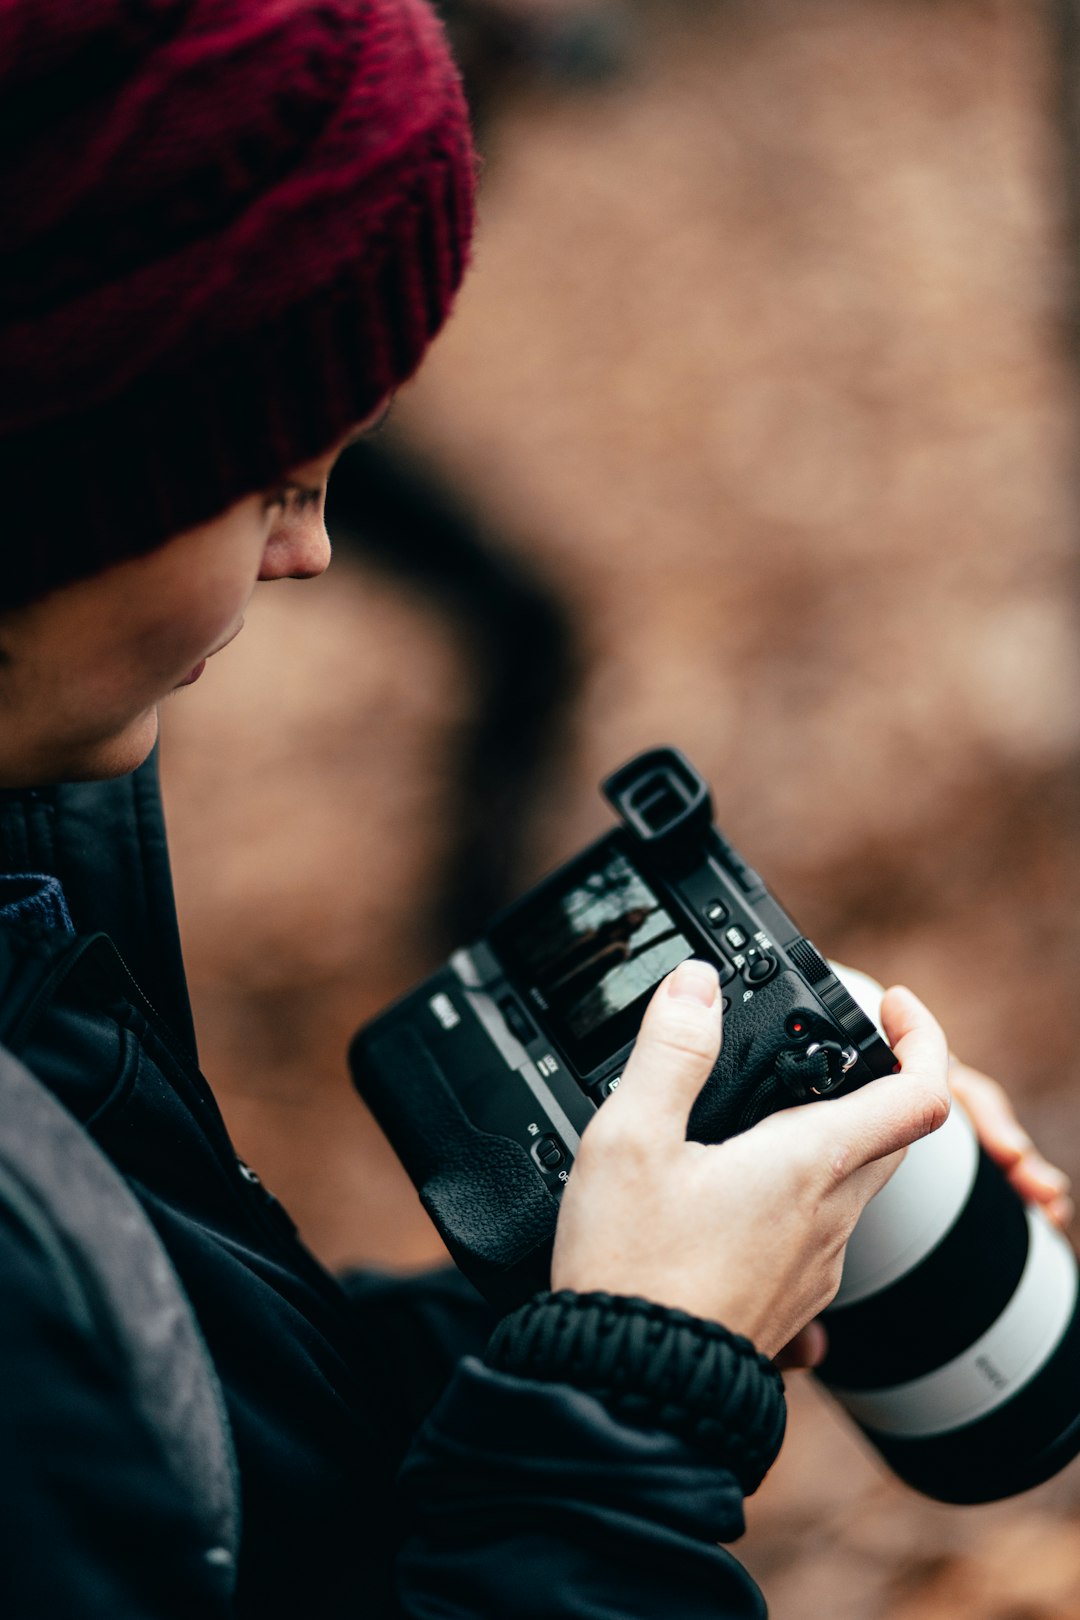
161, 0, 1080, 1614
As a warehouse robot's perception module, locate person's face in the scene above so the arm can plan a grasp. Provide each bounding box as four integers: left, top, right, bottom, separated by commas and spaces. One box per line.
0, 430, 359, 787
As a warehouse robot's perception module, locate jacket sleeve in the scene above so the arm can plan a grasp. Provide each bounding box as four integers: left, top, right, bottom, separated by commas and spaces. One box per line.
393, 1291, 783, 1620
395, 1359, 767, 1619
0, 1204, 235, 1620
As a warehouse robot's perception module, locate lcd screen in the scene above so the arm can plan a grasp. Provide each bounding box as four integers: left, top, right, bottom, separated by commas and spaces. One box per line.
496, 842, 693, 1071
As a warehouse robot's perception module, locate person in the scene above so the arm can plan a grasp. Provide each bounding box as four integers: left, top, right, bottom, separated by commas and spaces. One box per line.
0, 2, 1070, 1616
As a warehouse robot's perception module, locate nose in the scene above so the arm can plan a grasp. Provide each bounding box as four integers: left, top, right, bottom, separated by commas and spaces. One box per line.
259, 514, 332, 582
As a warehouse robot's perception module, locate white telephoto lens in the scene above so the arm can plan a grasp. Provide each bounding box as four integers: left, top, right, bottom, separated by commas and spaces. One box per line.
816, 966, 1080, 1503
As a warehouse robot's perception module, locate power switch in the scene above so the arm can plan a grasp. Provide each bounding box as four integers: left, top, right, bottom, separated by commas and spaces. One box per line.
532, 1134, 565, 1172
499, 997, 535, 1046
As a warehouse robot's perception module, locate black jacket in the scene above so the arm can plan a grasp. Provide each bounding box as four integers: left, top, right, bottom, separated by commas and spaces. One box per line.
0, 754, 776, 1618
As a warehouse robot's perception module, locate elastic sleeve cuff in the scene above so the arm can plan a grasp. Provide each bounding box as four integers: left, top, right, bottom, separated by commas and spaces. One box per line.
484, 1290, 786, 1496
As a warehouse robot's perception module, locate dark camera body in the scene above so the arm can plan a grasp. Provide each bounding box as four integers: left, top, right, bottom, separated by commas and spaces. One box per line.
350, 746, 896, 1313
352, 745, 1080, 1504
352, 745, 1080, 1503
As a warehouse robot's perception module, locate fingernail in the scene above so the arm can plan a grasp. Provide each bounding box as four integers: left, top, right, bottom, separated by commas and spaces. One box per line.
1050, 1196, 1075, 1230
667, 959, 719, 1007
802, 1320, 828, 1368
1029, 1154, 1070, 1194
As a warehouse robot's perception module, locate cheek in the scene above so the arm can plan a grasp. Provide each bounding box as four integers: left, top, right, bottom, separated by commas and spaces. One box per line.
122, 575, 252, 687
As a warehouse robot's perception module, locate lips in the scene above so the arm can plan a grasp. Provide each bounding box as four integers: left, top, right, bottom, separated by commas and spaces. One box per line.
174, 615, 245, 692
176, 659, 207, 688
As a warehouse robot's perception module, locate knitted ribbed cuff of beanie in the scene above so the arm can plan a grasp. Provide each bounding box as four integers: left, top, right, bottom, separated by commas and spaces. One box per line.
484, 1290, 787, 1496
0, 0, 476, 607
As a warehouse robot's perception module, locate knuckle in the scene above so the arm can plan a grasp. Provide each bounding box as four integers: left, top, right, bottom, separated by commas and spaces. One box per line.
822, 1141, 855, 1191
578, 1110, 647, 1171
575, 1115, 614, 1164
781, 1120, 850, 1193
817, 1255, 846, 1311
909, 1084, 950, 1140
781, 1134, 836, 1198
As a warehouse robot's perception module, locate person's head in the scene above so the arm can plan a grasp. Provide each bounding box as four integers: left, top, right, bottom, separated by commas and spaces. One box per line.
0, 0, 476, 785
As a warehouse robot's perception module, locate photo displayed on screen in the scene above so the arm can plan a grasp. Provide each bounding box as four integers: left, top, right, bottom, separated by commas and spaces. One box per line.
517, 849, 693, 1047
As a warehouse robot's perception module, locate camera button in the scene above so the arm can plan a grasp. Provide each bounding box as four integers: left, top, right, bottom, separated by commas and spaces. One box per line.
704, 899, 729, 927
743, 950, 776, 984
532, 1134, 565, 1171
725, 925, 748, 951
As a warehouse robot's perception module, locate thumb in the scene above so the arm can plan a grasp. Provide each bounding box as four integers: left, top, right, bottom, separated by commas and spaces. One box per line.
601, 959, 723, 1146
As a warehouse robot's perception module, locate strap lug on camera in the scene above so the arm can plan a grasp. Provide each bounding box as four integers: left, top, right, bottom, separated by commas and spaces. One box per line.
774, 1039, 859, 1102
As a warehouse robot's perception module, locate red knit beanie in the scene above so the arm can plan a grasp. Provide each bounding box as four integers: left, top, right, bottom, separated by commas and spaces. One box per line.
0, 0, 476, 608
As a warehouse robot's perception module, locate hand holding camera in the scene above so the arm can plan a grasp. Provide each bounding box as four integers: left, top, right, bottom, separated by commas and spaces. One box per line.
352, 746, 1080, 1501
552, 964, 949, 1359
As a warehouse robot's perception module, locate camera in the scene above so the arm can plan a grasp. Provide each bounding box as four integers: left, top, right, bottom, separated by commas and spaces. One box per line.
350, 746, 1080, 1503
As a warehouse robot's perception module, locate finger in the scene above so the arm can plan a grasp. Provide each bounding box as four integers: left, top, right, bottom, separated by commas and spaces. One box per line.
601, 960, 722, 1145
950, 1060, 1071, 1207
774, 1320, 828, 1371
950, 1061, 1031, 1165
789, 986, 949, 1173
1009, 1149, 1071, 1206
880, 985, 950, 1092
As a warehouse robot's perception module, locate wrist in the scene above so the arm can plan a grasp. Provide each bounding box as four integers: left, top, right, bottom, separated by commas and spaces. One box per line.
484, 1289, 786, 1495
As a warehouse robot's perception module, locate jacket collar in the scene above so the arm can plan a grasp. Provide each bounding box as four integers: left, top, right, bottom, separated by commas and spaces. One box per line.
0, 746, 198, 1057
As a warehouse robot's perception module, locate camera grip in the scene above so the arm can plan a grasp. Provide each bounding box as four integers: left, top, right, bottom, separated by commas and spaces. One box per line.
688, 971, 826, 1143
355, 1022, 559, 1308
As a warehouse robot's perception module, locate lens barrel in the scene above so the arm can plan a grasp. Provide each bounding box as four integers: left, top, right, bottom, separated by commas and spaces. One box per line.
817, 968, 1080, 1503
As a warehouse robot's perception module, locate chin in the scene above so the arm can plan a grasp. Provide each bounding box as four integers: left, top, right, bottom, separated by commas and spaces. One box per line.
61, 709, 162, 784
